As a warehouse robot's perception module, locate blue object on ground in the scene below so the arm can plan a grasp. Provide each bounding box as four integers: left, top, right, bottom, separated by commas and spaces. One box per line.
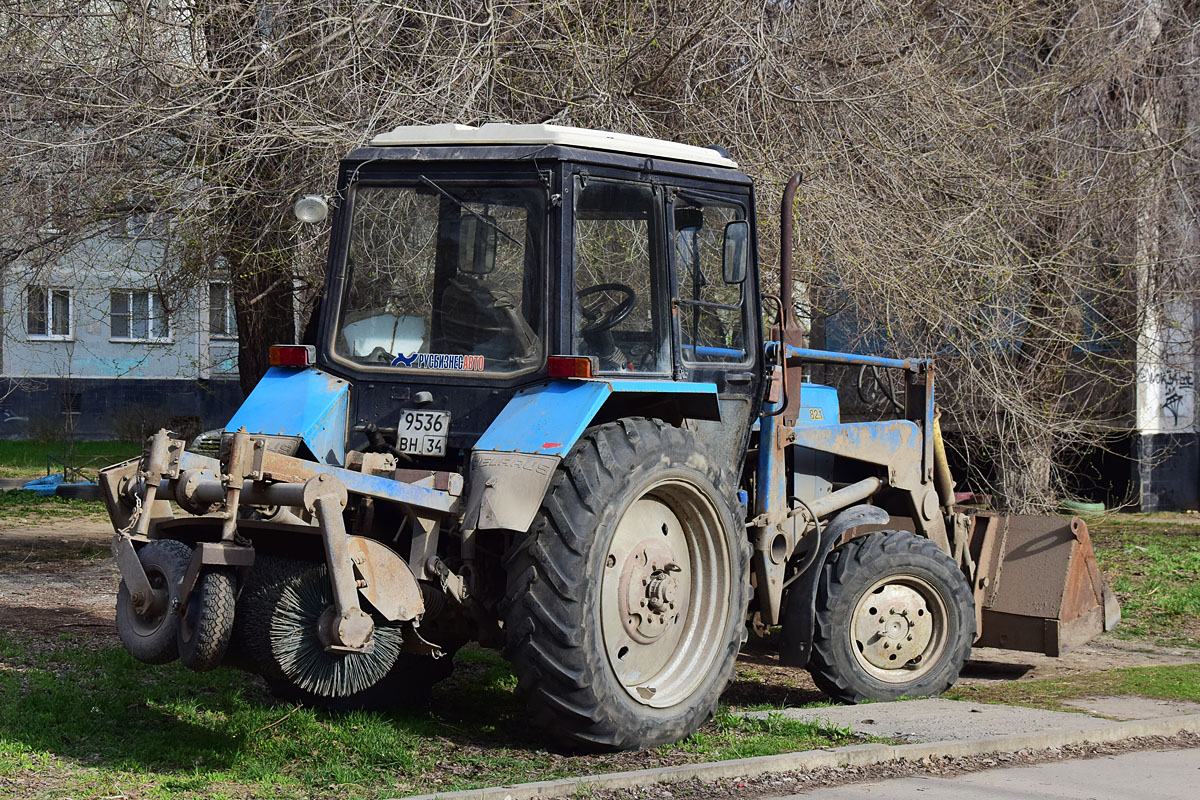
21, 473, 65, 495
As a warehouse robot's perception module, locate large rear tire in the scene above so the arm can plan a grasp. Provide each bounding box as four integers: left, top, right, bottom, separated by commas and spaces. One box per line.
503, 418, 750, 751
807, 530, 974, 703
115, 539, 192, 665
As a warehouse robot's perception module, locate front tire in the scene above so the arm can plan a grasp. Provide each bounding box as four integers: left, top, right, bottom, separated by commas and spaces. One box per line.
503, 418, 750, 751
807, 530, 974, 703
115, 539, 192, 664
178, 568, 236, 672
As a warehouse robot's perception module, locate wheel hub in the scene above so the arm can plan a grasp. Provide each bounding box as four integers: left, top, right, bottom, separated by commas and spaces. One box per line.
853, 584, 934, 670
618, 541, 682, 644
599, 485, 734, 709
128, 568, 170, 634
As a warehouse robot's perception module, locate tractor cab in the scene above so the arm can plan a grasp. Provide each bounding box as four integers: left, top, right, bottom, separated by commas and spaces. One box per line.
310, 123, 764, 468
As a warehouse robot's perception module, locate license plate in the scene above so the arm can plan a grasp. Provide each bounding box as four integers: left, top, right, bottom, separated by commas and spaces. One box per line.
396, 409, 450, 456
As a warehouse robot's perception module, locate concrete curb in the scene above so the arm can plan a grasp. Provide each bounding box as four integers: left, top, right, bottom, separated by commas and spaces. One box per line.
397, 713, 1200, 800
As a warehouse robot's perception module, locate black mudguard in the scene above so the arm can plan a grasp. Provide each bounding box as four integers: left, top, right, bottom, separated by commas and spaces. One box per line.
778, 504, 890, 667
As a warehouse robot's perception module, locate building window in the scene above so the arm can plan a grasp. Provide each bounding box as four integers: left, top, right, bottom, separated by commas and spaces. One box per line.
110, 199, 169, 239
209, 282, 236, 339
111, 290, 170, 341
60, 392, 81, 416
123, 209, 169, 239
26, 287, 72, 339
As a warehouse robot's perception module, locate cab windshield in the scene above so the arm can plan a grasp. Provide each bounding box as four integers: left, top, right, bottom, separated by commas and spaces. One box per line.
334, 182, 545, 375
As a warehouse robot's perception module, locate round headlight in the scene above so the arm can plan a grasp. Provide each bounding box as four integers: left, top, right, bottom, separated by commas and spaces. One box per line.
293, 194, 329, 224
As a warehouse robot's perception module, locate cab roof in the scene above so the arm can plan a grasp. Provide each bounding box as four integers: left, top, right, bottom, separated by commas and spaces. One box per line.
368, 123, 738, 170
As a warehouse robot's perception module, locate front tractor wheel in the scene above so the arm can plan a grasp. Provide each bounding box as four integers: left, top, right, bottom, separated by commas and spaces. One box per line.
807, 531, 975, 703
503, 418, 750, 751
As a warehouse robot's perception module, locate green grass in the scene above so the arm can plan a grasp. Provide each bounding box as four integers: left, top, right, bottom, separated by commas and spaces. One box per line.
946, 663, 1200, 711
0, 636, 854, 800
0, 439, 130, 527
1088, 516, 1200, 647
0, 440, 140, 480
0, 490, 106, 527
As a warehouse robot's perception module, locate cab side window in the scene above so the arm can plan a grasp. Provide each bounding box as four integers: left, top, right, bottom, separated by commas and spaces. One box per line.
573, 177, 668, 373
672, 197, 748, 363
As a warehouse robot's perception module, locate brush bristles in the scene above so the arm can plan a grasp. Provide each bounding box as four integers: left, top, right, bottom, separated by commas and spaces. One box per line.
260, 562, 403, 698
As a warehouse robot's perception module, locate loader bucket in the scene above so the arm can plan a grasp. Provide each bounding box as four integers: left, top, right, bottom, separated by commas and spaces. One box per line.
969, 514, 1120, 656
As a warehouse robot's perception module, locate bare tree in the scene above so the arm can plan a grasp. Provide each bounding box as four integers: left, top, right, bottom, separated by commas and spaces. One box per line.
1, 1, 1197, 508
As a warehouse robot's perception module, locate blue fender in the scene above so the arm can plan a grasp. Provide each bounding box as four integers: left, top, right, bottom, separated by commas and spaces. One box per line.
463, 378, 720, 532
473, 379, 720, 456
225, 366, 350, 465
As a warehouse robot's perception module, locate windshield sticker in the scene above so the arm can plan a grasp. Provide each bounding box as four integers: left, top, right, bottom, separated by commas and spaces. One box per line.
391, 353, 486, 371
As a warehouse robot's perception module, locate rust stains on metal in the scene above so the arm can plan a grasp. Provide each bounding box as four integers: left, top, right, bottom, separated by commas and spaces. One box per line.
972, 514, 1117, 656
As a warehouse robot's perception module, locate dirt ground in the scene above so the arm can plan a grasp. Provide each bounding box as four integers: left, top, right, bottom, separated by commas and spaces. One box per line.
2, 520, 1198, 702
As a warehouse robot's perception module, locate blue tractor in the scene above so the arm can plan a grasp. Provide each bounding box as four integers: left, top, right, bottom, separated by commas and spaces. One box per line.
100, 124, 1118, 751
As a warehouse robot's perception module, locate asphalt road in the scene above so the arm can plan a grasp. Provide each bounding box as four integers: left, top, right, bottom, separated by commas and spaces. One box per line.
773, 748, 1200, 799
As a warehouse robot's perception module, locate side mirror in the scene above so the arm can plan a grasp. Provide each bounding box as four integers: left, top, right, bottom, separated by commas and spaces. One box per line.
459, 214, 498, 275
722, 220, 749, 284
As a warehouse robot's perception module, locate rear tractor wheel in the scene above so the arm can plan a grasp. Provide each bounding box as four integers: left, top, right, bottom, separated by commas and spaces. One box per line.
503, 418, 750, 751
807, 530, 975, 703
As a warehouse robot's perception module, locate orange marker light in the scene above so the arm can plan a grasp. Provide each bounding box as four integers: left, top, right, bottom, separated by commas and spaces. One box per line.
547, 355, 597, 379
268, 344, 315, 367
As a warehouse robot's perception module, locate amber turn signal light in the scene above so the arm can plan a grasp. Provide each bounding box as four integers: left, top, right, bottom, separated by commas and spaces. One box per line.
547, 355, 597, 379
268, 344, 316, 367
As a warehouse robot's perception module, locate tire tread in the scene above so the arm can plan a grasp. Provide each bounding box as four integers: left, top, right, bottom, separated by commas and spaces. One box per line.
178, 568, 236, 672
502, 417, 751, 751
807, 531, 974, 703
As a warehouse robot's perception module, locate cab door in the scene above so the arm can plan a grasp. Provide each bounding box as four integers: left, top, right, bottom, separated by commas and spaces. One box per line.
666, 188, 762, 473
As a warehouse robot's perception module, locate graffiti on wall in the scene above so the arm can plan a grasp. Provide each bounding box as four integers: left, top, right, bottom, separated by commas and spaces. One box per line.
1137, 365, 1196, 432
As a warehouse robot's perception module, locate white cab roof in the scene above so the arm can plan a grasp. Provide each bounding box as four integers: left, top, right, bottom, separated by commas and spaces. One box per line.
368, 123, 737, 169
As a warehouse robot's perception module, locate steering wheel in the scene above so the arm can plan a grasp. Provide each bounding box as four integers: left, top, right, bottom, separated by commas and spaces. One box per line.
577, 283, 636, 335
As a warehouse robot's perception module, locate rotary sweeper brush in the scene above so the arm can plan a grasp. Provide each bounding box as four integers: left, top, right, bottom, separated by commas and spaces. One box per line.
98, 123, 1120, 751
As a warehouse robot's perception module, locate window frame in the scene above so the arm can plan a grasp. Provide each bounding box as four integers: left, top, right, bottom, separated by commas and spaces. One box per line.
109, 289, 172, 343
569, 172, 672, 377
25, 286, 74, 341
111, 207, 170, 240
666, 189, 753, 369
324, 175, 550, 380
208, 281, 237, 340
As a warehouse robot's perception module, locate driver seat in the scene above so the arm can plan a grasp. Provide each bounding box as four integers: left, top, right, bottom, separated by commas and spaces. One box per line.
436, 274, 538, 367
